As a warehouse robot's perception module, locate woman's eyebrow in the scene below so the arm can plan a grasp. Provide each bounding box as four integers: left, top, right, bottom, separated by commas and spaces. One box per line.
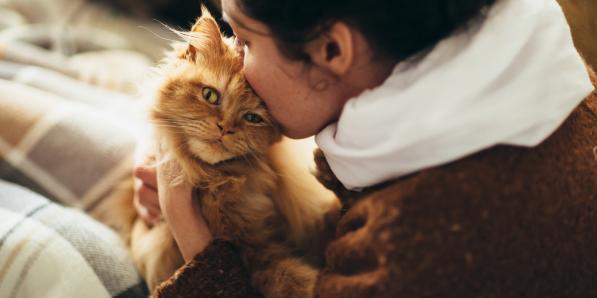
222, 12, 269, 36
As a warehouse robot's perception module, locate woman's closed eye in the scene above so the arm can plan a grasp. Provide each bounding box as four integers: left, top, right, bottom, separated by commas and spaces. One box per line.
234, 36, 250, 49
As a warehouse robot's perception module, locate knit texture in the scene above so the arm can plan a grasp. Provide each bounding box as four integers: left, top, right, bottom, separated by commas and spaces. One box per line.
153, 239, 262, 298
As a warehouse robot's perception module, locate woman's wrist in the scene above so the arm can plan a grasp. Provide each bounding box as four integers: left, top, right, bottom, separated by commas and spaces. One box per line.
170, 211, 213, 261
162, 193, 213, 262
156, 155, 214, 262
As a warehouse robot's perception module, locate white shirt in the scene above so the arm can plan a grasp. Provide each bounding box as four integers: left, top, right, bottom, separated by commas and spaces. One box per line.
316, 0, 593, 190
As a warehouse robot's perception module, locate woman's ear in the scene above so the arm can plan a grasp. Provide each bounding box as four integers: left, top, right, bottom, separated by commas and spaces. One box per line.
306, 22, 355, 77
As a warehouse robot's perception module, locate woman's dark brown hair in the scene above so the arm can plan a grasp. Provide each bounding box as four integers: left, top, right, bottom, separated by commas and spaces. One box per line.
235, 0, 497, 62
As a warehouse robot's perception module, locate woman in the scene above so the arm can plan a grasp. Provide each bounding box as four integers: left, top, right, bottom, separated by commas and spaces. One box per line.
134, 0, 597, 296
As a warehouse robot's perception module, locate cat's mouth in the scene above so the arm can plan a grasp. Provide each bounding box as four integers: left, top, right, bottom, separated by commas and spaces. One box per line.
201, 137, 238, 155
187, 137, 227, 151
187, 137, 237, 165
204, 138, 226, 148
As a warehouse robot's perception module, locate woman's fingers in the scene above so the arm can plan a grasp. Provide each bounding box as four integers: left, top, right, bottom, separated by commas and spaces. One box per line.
134, 202, 153, 225
131, 145, 161, 225
134, 184, 162, 225
134, 165, 158, 190
156, 158, 193, 212
138, 184, 161, 211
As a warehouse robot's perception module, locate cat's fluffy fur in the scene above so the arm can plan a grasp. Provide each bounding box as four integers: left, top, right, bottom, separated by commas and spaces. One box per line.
94, 7, 339, 297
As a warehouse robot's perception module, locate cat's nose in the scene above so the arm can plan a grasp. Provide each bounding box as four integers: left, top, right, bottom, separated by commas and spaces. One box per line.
217, 123, 235, 135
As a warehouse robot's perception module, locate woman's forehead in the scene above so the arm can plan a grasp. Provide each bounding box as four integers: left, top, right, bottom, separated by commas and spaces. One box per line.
221, 0, 269, 36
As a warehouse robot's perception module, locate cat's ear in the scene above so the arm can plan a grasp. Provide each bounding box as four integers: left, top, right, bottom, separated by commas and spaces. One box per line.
191, 5, 219, 35
184, 6, 224, 61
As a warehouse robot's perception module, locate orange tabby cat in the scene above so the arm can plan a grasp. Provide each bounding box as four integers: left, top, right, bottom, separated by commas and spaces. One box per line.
95, 7, 339, 297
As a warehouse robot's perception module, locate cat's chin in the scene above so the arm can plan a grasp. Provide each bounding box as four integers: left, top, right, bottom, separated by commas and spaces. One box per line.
188, 139, 236, 165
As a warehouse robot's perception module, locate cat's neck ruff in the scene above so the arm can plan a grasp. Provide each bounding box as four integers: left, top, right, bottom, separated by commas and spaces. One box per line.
191, 151, 275, 185
315, 0, 593, 190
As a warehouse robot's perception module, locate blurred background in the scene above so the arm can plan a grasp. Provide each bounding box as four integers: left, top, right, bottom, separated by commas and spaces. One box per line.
0, 0, 226, 94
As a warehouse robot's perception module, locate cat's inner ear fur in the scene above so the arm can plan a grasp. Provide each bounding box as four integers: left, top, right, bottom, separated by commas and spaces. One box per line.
183, 6, 225, 61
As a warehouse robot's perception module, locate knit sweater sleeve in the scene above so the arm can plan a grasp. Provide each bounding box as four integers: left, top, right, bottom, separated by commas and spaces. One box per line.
313, 178, 481, 298
153, 239, 263, 298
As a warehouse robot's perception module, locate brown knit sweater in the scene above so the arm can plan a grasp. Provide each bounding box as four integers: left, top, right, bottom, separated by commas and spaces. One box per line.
154, 94, 597, 298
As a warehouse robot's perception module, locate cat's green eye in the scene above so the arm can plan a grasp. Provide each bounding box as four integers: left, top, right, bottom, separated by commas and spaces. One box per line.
202, 87, 220, 105
244, 113, 263, 124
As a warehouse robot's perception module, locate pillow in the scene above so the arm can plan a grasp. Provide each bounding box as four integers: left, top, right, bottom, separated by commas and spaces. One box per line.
0, 180, 148, 297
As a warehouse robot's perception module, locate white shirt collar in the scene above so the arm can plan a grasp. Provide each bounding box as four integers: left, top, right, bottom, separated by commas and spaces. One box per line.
316, 0, 593, 190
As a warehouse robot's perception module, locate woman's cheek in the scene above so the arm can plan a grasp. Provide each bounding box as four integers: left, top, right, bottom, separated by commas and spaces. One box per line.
244, 53, 272, 101
243, 54, 262, 97
243, 49, 298, 133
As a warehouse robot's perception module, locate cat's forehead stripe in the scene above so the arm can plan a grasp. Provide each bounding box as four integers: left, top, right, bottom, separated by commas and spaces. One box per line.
222, 71, 236, 97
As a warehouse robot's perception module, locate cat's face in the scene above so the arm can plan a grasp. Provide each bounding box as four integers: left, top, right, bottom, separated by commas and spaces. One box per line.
153, 10, 281, 165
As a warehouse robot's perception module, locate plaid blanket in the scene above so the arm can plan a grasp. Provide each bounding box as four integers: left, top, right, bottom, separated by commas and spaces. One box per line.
0, 67, 149, 297
0, 78, 141, 211
0, 180, 148, 297
0, 2, 172, 296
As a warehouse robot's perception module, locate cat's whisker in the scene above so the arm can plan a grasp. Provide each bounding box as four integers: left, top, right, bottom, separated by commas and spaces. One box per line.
149, 120, 180, 127
152, 119, 188, 126
152, 125, 187, 133
150, 119, 204, 132
152, 124, 181, 129
139, 22, 182, 44
185, 124, 208, 131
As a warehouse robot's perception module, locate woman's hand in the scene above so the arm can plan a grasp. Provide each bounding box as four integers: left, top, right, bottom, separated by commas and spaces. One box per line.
154, 152, 214, 262
133, 154, 161, 225
133, 145, 213, 262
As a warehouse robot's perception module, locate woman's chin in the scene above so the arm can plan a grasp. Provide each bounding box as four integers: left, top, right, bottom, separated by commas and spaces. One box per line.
281, 129, 306, 140
281, 124, 319, 140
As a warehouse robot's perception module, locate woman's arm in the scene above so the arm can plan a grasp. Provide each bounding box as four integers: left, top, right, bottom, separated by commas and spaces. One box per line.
133, 145, 214, 261
150, 163, 262, 297
154, 157, 213, 262
134, 153, 261, 297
